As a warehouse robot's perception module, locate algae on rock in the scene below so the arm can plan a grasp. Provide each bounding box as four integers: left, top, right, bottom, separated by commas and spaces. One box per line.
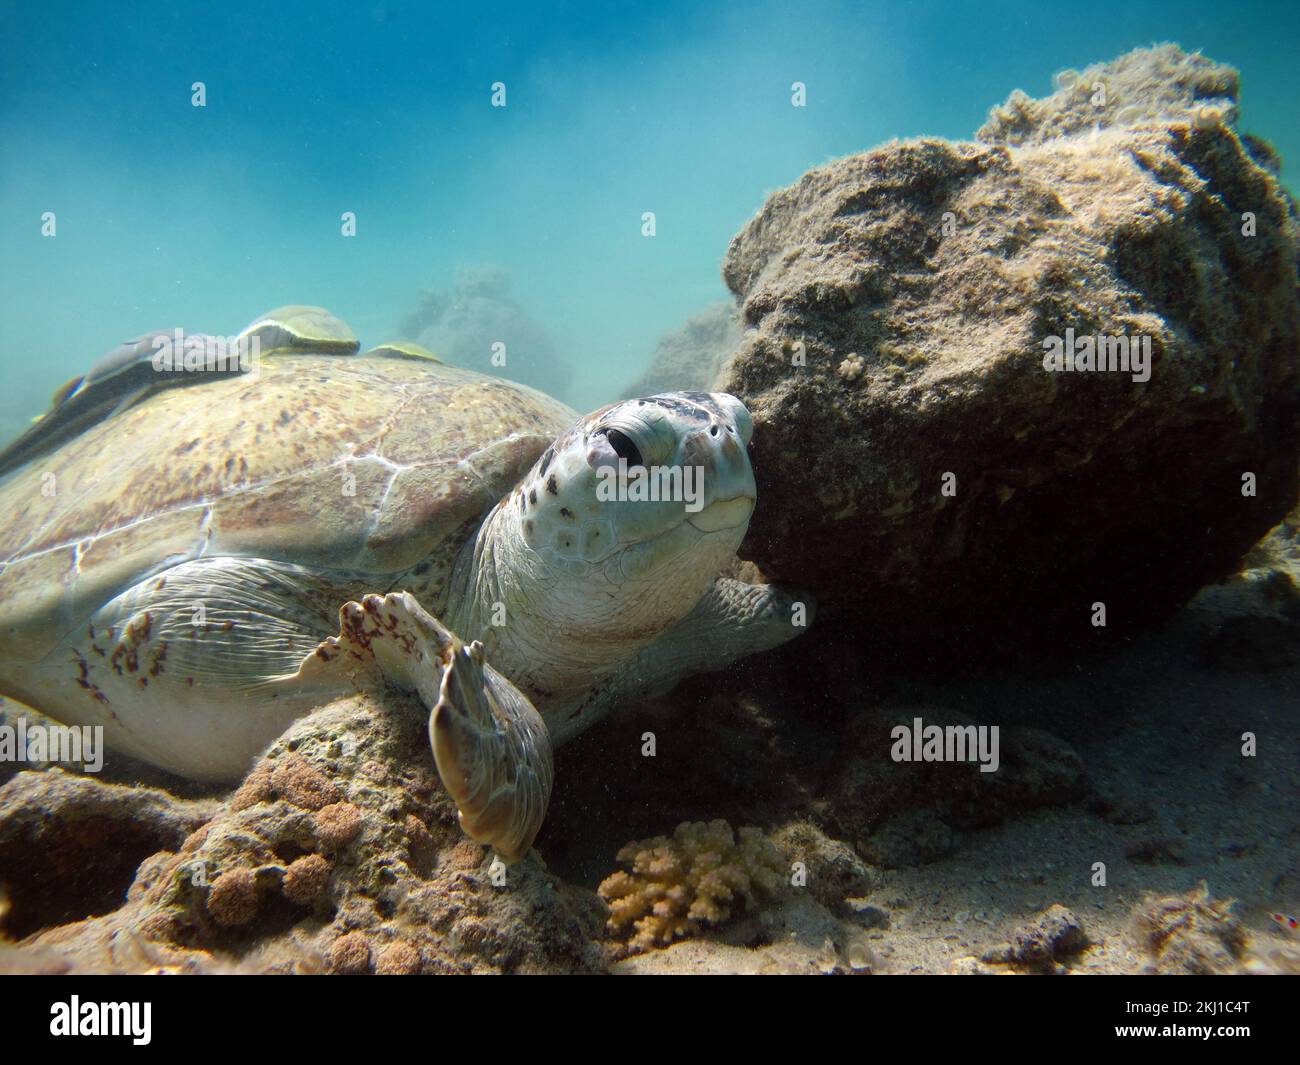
719, 44, 1300, 664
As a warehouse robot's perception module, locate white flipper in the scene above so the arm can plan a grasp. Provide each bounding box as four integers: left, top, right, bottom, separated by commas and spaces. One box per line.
18, 557, 348, 780
551, 577, 813, 744
23, 560, 555, 855
430, 639, 553, 863
298, 591, 553, 862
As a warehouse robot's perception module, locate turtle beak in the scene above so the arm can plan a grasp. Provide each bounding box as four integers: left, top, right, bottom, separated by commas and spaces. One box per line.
680, 401, 756, 529
689, 495, 754, 532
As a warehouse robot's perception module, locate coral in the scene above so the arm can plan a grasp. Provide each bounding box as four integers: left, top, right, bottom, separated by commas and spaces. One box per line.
598, 820, 787, 953
983, 904, 1089, 971
230, 764, 273, 811
5, 689, 606, 975
271, 754, 342, 810
403, 813, 435, 868
770, 819, 879, 908
1130, 883, 1248, 974
313, 801, 363, 851
328, 931, 372, 975
836, 354, 865, 382
608, 888, 879, 974
375, 940, 422, 975
180, 824, 212, 853
206, 868, 260, 928
281, 854, 331, 905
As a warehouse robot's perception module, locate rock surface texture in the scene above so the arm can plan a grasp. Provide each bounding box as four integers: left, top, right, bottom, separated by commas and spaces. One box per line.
719, 45, 1300, 661
2, 693, 605, 974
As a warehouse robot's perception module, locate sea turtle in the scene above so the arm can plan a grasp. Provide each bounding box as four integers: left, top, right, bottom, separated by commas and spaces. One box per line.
0, 307, 809, 860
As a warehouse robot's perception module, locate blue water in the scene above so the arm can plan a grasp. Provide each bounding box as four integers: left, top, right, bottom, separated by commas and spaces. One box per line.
2, 0, 1297, 424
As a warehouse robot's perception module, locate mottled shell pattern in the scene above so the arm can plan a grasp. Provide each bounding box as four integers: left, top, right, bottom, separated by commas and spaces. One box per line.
0, 307, 577, 660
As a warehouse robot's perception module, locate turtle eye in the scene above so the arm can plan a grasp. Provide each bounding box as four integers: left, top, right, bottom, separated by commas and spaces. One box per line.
601, 428, 644, 468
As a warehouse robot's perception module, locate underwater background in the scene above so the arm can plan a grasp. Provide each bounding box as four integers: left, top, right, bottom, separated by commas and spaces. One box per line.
2, 0, 1298, 428
1, 1, 1299, 978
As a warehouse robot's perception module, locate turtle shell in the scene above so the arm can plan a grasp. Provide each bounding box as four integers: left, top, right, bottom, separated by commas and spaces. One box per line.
0, 353, 576, 660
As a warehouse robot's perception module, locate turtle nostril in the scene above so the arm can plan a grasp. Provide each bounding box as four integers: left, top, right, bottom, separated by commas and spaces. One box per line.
709, 424, 720, 437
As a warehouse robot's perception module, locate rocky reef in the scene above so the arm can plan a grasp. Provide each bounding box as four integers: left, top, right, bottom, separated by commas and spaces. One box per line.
0, 691, 604, 974
0, 768, 216, 941
1, 45, 1295, 979
718, 44, 1300, 663
620, 302, 740, 398
1129, 883, 1248, 974
398, 267, 575, 401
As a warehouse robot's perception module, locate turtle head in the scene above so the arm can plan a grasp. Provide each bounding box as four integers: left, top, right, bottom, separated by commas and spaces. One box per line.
505, 391, 756, 628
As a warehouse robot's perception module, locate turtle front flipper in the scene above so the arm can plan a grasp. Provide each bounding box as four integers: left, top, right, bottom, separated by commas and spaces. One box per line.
429, 638, 553, 863
301, 591, 553, 862
552, 577, 815, 744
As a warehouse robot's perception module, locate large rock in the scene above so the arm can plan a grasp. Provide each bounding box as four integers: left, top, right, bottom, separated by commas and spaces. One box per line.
720, 46, 1300, 661
0, 770, 217, 940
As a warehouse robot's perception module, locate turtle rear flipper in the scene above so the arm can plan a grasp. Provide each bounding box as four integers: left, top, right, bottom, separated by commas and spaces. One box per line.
300, 591, 553, 862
